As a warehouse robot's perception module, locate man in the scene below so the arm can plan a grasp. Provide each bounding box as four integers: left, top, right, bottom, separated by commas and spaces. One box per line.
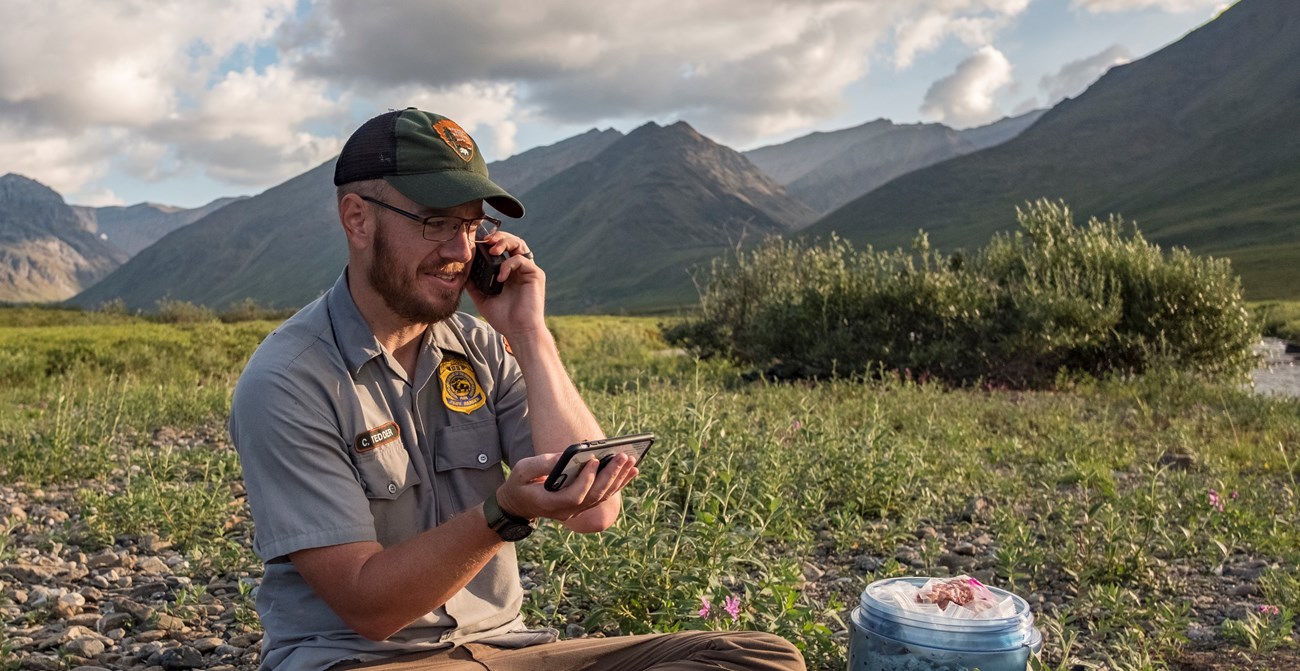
229, 108, 805, 671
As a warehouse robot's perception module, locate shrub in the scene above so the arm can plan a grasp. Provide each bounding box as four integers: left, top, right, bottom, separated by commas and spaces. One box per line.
152, 299, 218, 324
664, 200, 1256, 387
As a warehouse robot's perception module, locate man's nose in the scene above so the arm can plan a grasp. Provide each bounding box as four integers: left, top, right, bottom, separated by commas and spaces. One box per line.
440, 226, 474, 262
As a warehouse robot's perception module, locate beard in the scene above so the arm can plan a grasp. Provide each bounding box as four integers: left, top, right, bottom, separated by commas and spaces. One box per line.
369, 224, 464, 324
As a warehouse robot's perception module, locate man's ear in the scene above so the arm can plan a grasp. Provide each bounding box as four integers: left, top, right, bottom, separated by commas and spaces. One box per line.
339, 193, 374, 251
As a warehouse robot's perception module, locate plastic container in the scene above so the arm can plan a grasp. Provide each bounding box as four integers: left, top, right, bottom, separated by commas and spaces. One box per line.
848, 577, 1043, 671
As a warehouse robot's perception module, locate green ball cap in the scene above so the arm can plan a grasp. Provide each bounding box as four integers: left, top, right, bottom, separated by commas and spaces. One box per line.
334, 108, 524, 218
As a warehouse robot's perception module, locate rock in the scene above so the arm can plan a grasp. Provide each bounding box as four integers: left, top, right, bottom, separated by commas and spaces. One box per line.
68, 613, 102, 628
939, 554, 977, 571
141, 534, 173, 554
962, 497, 992, 522
113, 598, 156, 623
915, 526, 939, 540
87, 551, 120, 569
1230, 583, 1258, 597
853, 555, 882, 573
54, 591, 87, 617
229, 632, 262, 648
160, 646, 204, 670
192, 637, 225, 653
213, 644, 243, 656
565, 623, 586, 639
3, 563, 57, 583
136, 556, 171, 575
65, 636, 106, 658
953, 541, 977, 556
154, 613, 187, 631
70, 666, 113, 671
1158, 452, 1194, 470
802, 562, 826, 581
22, 654, 61, 671
98, 612, 134, 633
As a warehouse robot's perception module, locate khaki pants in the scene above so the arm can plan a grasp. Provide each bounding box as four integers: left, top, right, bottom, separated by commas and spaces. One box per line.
337, 630, 805, 671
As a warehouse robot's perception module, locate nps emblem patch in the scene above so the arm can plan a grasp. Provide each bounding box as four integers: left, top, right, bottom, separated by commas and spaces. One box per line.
438, 358, 485, 414
432, 119, 475, 162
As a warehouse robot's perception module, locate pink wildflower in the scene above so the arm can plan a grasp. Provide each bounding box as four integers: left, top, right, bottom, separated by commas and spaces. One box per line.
698, 597, 711, 618
1258, 604, 1281, 616
1208, 489, 1224, 513
1230, 490, 1239, 500
790, 419, 803, 431
723, 595, 741, 621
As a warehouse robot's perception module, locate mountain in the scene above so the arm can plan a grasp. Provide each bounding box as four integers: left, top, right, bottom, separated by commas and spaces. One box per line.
519, 121, 819, 313
0, 174, 128, 302
72, 197, 244, 256
744, 111, 1045, 213
807, 0, 1300, 299
72, 162, 341, 310
487, 128, 624, 198
73, 122, 814, 314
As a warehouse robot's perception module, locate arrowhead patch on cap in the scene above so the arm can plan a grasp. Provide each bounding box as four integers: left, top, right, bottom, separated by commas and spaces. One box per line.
432, 119, 475, 162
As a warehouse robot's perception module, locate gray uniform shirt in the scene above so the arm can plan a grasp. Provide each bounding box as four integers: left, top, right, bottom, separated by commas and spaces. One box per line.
230, 272, 556, 671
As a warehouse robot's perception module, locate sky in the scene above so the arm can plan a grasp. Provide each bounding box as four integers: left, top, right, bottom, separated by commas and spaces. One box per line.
0, 0, 1230, 209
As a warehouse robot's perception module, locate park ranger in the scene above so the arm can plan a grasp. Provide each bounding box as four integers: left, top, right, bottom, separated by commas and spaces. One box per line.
229, 107, 805, 671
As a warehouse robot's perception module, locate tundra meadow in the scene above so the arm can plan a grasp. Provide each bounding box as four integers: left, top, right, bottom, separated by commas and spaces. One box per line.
1, 210, 1298, 670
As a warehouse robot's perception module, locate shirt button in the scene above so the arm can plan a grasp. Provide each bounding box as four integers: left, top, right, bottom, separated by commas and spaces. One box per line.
477, 453, 488, 464
387, 482, 398, 495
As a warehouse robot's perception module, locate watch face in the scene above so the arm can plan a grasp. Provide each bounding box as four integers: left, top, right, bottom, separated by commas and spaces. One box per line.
499, 522, 533, 542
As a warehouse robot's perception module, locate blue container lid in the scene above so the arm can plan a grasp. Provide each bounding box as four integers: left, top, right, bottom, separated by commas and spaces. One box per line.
856, 576, 1040, 652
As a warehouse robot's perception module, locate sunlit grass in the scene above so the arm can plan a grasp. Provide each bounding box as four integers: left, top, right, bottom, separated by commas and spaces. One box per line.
0, 311, 1295, 670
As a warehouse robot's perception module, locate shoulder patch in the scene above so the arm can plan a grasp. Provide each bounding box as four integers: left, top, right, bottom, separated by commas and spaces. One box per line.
438, 357, 486, 414
355, 422, 400, 453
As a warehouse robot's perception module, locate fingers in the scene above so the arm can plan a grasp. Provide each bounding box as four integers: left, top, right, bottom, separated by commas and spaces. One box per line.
479, 231, 534, 262
503, 453, 638, 522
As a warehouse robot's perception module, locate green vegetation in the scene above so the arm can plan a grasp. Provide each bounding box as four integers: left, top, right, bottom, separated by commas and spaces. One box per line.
0, 308, 1296, 670
668, 201, 1256, 388
1253, 300, 1300, 343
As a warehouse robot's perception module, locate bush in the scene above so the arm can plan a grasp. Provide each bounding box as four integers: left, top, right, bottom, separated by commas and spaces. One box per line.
664, 200, 1256, 387
152, 299, 218, 324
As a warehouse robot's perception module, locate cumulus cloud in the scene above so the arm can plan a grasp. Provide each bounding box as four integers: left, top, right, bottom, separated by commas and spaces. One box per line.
1, 0, 1042, 201
0, 0, 295, 196
1071, 0, 1223, 12
1039, 44, 1132, 104
281, 1, 1032, 145
920, 45, 1014, 127
893, 0, 1030, 68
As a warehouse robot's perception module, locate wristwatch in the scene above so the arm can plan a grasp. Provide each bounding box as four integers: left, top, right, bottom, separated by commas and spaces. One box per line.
483, 490, 534, 542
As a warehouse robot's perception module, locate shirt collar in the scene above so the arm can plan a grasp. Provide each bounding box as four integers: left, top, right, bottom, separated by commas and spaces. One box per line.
327, 270, 469, 378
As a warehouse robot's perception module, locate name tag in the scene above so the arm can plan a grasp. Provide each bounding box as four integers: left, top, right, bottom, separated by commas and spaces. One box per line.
355, 422, 400, 453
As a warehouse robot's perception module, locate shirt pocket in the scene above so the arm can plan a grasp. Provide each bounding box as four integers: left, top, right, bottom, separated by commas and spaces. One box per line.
433, 419, 505, 518
355, 440, 420, 501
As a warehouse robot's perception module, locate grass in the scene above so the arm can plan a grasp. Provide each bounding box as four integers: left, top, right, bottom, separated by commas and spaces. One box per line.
1252, 300, 1300, 343
0, 311, 1296, 670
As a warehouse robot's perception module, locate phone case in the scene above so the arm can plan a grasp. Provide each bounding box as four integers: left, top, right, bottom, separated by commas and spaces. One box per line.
543, 433, 655, 491
470, 243, 507, 295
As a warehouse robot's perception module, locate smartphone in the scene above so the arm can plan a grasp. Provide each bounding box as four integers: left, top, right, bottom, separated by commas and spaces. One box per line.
469, 240, 507, 295
543, 433, 655, 491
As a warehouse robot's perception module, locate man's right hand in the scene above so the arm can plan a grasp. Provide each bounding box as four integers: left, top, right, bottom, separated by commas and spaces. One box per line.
495, 451, 638, 524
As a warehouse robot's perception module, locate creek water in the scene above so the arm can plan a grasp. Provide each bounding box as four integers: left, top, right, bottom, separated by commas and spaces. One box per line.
1250, 338, 1300, 398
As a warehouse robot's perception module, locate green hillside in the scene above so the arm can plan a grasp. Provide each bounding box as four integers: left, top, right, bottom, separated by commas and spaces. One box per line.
521, 121, 817, 314
71, 162, 343, 311
807, 0, 1300, 299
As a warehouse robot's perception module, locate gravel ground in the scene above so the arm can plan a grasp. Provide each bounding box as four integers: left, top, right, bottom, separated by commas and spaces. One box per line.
2, 344, 1296, 671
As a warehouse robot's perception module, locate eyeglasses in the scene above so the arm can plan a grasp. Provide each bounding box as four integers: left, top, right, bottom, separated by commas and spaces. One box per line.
361, 196, 501, 242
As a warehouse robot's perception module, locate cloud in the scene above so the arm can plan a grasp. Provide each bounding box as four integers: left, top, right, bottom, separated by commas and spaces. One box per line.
1070, 0, 1223, 12
282, 1, 1031, 146
920, 45, 1014, 127
893, 0, 1030, 68
1, 0, 1042, 201
0, 0, 295, 195
147, 66, 347, 186
71, 186, 126, 208
1039, 44, 1132, 104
